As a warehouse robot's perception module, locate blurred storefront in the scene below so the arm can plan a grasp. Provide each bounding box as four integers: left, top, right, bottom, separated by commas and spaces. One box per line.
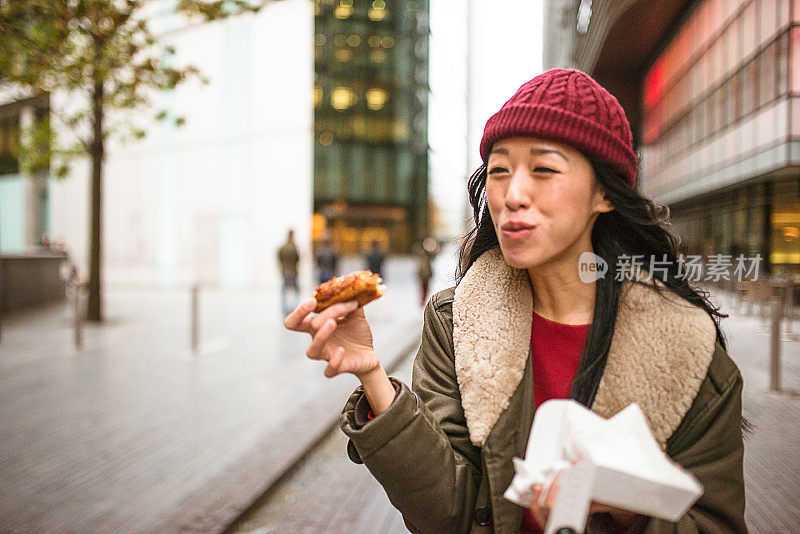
1, 1, 315, 290
0, 94, 50, 253
313, 0, 430, 254
544, 0, 800, 275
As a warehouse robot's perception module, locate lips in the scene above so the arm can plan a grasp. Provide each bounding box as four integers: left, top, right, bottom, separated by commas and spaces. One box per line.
501, 221, 536, 231
500, 221, 537, 239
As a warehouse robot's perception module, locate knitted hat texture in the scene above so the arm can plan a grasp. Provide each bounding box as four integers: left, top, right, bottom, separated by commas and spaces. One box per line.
479, 68, 638, 187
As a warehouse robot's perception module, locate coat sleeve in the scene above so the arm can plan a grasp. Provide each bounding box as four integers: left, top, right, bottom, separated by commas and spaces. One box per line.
339, 292, 483, 534
642, 343, 747, 534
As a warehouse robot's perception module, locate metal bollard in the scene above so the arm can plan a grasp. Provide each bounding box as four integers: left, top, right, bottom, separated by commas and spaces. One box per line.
73, 281, 84, 349
760, 280, 771, 321
769, 281, 787, 392
191, 283, 200, 353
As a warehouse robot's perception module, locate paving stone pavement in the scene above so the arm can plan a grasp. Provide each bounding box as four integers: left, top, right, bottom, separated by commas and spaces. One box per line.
229, 348, 415, 534
0, 254, 448, 533
228, 287, 800, 534
709, 291, 800, 534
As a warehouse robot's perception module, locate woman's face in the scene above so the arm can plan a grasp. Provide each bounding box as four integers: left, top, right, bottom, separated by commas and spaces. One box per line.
485, 136, 614, 271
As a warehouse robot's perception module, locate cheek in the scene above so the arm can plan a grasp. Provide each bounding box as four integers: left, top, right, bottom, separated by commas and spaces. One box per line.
485, 183, 505, 222
545, 182, 591, 215
540, 184, 594, 234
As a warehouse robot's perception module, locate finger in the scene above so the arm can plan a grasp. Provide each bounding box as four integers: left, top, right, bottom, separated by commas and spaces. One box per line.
544, 478, 560, 509
284, 298, 317, 331
529, 483, 550, 528
296, 313, 316, 334
306, 319, 337, 360
324, 346, 345, 378
589, 502, 616, 514
530, 484, 543, 508
531, 504, 548, 529
311, 299, 359, 330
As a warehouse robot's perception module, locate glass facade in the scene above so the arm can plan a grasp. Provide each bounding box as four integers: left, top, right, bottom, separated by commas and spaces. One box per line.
0, 101, 51, 253
0, 109, 24, 252
0, 113, 20, 176
642, 0, 799, 275
313, 0, 429, 253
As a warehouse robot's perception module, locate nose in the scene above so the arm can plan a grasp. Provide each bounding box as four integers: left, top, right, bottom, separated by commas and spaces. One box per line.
504, 169, 531, 211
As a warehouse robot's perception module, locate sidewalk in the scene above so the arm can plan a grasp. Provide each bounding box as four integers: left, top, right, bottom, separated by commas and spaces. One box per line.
228, 287, 800, 534
0, 254, 437, 533
710, 290, 800, 533
229, 346, 415, 534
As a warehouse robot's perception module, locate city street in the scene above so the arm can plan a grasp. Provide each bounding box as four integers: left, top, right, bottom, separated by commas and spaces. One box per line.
230, 288, 800, 534
2, 1, 798, 534
0, 253, 454, 533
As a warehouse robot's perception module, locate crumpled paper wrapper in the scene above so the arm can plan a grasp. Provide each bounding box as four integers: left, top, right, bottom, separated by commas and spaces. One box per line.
504, 400, 702, 522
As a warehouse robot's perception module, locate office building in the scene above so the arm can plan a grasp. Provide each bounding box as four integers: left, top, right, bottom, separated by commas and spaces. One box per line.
545, 0, 799, 275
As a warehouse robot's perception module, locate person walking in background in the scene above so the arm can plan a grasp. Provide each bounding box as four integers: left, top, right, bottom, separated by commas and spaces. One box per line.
315, 236, 339, 284
415, 237, 438, 306
364, 239, 386, 277
277, 229, 300, 317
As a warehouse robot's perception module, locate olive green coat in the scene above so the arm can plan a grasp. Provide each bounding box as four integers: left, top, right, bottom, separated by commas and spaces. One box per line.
340, 249, 746, 533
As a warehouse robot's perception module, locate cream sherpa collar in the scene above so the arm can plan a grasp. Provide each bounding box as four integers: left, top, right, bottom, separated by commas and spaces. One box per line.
453, 248, 717, 447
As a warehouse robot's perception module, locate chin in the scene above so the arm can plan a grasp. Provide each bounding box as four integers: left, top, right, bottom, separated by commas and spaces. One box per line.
499, 243, 543, 270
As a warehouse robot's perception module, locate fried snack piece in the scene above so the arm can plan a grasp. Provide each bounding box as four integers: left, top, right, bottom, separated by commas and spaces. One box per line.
313, 270, 385, 313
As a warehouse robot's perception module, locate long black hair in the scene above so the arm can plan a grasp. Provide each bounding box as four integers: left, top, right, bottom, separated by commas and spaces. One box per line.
456, 157, 729, 407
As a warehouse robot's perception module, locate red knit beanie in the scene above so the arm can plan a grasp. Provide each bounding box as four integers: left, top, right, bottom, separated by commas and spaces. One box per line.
479, 68, 638, 187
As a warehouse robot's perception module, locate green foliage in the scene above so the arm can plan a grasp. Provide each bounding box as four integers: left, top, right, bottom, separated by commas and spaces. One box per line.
0, 0, 264, 176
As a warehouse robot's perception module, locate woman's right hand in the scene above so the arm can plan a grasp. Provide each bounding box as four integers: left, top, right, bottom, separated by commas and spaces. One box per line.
283, 298, 380, 379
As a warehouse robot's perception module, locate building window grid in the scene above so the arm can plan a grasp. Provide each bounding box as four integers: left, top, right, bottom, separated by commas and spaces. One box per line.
645, 25, 794, 176
661, 0, 752, 95
645, 0, 795, 143
312, 1, 430, 252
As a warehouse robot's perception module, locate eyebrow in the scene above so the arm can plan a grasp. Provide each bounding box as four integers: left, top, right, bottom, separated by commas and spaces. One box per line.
489, 147, 569, 161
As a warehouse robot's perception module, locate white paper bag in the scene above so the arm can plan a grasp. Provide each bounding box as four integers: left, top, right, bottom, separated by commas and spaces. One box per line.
504, 400, 703, 532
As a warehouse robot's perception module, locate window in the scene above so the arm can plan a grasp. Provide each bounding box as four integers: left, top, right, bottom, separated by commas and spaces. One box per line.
792, 27, 800, 93
709, 37, 722, 88
777, 31, 789, 96
0, 115, 20, 176
727, 70, 741, 123
759, 41, 777, 108
714, 85, 727, 132
704, 93, 715, 139
692, 100, 705, 145
759, 0, 778, 48
770, 180, 800, 274
742, 1, 758, 60
741, 59, 759, 116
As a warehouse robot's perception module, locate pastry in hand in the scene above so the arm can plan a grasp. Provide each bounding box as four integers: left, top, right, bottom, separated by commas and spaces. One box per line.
312, 270, 386, 313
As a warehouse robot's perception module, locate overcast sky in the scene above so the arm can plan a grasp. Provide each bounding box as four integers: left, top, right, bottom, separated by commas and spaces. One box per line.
428, 0, 544, 237
469, 0, 544, 169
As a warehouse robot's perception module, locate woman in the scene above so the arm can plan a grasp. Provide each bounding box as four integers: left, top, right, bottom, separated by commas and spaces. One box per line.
284, 69, 746, 533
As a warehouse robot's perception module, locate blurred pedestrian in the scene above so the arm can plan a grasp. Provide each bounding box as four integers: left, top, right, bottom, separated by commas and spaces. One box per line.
415, 237, 438, 306
364, 239, 386, 277
277, 229, 300, 316
315, 237, 339, 285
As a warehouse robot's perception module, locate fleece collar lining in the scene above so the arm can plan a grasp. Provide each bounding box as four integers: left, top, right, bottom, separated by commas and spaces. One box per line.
452, 248, 717, 447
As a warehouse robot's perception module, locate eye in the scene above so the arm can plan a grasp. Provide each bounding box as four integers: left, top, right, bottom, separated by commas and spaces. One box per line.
487, 166, 509, 176
533, 166, 557, 173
